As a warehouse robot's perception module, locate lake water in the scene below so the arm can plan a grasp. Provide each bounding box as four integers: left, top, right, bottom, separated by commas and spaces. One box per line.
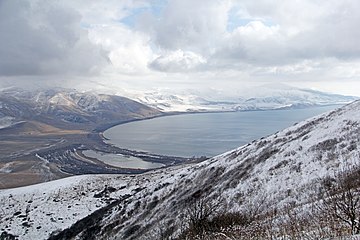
104, 106, 339, 157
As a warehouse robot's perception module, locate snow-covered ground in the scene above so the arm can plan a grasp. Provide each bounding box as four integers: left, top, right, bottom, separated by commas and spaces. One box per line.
0, 116, 17, 130
0, 175, 139, 239
1, 100, 360, 239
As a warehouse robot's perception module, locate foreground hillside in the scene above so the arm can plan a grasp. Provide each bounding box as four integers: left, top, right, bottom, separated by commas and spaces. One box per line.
1, 101, 360, 239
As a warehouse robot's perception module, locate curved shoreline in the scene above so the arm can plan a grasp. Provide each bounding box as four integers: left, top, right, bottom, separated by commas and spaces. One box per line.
94, 109, 241, 143
95, 104, 343, 159
94, 103, 344, 138
79, 112, 206, 171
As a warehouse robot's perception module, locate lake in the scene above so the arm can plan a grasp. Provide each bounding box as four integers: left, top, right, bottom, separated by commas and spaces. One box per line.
104, 106, 339, 158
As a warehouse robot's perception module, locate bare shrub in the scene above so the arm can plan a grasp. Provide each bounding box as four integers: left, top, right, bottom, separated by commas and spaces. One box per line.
183, 197, 222, 238
321, 166, 360, 235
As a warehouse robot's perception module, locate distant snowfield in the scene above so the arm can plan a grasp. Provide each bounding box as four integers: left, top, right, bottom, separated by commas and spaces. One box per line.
1, 101, 360, 239
125, 84, 358, 112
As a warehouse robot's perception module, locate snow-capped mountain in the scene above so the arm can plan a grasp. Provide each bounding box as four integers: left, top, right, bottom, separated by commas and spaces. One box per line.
127, 84, 358, 112
133, 91, 235, 112
1, 100, 360, 239
0, 87, 161, 131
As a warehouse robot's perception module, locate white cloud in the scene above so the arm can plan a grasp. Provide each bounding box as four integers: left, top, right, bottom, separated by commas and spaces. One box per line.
137, 0, 232, 53
89, 25, 153, 75
149, 50, 207, 72
215, 20, 282, 65
230, 0, 360, 61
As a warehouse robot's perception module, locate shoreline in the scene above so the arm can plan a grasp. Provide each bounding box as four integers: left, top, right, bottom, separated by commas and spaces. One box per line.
95, 103, 345, 135
76, 112, 205, 172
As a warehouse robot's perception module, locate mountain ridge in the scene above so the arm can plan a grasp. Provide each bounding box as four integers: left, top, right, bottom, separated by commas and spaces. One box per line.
0, 87, 162, 131
126, 85, 358, 112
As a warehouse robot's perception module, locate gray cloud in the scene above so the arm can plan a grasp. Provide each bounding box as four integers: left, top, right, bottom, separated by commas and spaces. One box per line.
217, 1, 360, 66
0, 0, 108, 76
1, 0, 360, 95
135, 0, 360, 70
137, 0, 231, 53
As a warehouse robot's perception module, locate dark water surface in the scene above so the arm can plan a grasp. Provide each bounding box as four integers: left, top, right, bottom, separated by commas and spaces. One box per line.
104, 106, 339, 157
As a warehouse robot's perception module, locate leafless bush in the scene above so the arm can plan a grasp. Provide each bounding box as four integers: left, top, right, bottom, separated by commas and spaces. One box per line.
320, 165, 360, 235
177, 191, 273, 239
184, 197, 222, 238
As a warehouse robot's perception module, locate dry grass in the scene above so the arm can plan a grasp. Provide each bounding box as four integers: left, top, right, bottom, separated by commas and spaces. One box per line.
0, 172, 41, 189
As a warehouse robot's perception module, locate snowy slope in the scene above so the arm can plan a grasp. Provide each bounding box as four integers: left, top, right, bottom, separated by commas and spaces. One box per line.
0, 175, 139, 239
0, 116, 17, 129
1, 101, 360, 239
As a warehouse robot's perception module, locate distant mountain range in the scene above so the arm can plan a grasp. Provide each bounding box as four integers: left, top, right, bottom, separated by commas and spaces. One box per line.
1, 86, 356, 131
128, 84, 358, 112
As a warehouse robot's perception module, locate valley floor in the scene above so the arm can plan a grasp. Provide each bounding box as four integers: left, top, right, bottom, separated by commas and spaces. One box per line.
0, 119, 194, 189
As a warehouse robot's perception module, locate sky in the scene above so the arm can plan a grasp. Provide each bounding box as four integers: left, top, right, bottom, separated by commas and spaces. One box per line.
1, 0, 360, 96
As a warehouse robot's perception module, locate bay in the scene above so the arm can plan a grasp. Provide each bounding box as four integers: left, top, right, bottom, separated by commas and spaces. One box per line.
104, 106, 339, 157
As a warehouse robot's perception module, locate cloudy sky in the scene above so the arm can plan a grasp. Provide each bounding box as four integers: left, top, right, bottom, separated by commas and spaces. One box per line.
1, 0, 360, 96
